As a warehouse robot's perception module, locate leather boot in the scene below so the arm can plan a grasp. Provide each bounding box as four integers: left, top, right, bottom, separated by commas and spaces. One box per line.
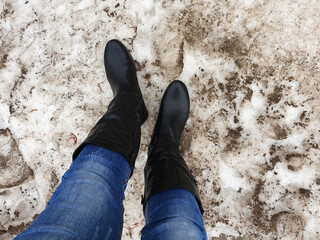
142, 80, 203, 213
73, 39, 148, 176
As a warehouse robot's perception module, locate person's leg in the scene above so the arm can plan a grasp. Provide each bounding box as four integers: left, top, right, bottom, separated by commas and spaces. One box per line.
15, 144, 131, 240
141, 189, 207, 240
16, 39, 148, 239
141, 81, 207, 239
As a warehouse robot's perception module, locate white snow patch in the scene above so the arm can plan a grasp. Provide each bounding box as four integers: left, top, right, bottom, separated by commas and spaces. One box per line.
219, 163, 248, 191
275, 164, 316, 188
0, 104, 10, 129
74, 0, 94, 12
210, 222, 240, 238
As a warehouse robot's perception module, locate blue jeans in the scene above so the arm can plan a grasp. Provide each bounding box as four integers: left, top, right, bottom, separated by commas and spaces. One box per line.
15, 144, 207, 240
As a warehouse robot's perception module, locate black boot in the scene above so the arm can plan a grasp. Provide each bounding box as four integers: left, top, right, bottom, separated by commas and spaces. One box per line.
73, 39, 148, 176
142, 80, 203, 213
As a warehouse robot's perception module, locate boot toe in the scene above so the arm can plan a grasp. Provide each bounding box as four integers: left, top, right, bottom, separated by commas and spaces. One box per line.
104, 39, 139, 96
104, 39, 129, 66
154, 80, 190, 143
161, 80, 190, 119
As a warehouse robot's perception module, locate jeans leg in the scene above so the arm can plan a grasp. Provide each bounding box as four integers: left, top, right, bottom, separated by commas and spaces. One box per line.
15, 144, 131, 240
141, 189, 207, 240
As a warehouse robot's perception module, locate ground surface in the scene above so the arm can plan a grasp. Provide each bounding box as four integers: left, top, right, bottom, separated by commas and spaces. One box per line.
1, 0, 320, 239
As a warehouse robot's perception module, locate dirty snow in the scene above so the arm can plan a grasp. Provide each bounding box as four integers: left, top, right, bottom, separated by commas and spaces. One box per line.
1, 0, 320, 239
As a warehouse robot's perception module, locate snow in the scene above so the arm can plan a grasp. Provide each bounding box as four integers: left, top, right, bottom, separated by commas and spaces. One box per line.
211, 222, 240, 238
1, 0, 320, 239
74, 0, 94, 12
219, 162, 249, 192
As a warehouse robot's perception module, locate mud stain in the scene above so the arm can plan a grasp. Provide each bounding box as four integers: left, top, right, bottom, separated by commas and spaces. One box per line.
0, 129, 34, 189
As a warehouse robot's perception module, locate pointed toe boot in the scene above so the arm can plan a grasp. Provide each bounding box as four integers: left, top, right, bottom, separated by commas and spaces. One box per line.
73, 39, 148, 176
142, 80, 203, 213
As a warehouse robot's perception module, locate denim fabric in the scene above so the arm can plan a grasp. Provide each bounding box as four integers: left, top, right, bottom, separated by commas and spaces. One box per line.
15, 144, 131, 240
15, 145, 207, 240
141, 189, 207, 240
